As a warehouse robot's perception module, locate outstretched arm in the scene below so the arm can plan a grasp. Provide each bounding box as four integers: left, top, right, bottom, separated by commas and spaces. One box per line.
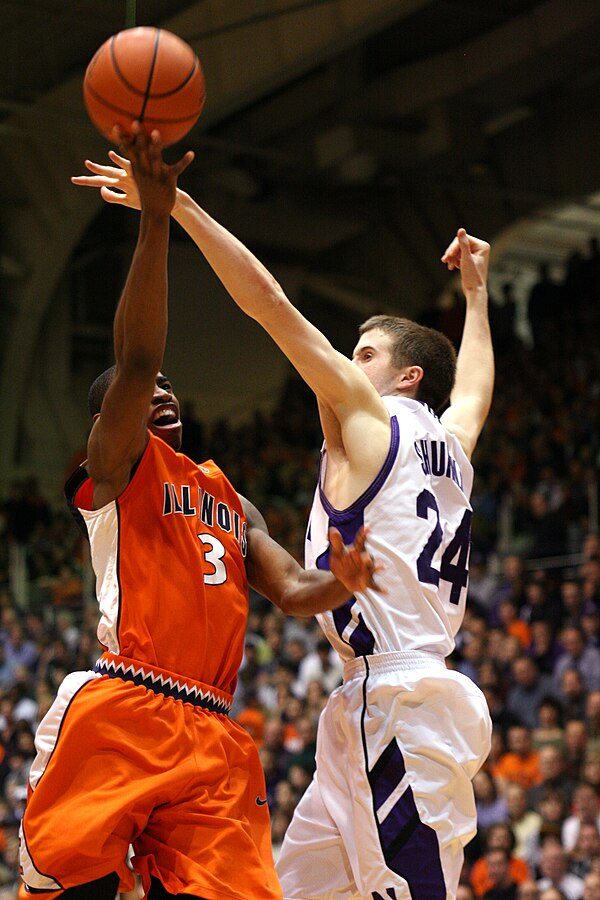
85, 132, 193, 507
72, 153, 388, 434
439, 229, 494, 459
240, 496, 382, 616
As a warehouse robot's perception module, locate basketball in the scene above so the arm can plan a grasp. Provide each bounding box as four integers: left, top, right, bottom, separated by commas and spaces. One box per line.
83, 26, 206, 146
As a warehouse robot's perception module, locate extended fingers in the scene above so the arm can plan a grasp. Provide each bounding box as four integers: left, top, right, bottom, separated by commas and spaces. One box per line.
441, 235, 461, 268
85, 159, 126, 177
108, 150, 131, 169
171, 149, 195, 177
99, 185, 127, 204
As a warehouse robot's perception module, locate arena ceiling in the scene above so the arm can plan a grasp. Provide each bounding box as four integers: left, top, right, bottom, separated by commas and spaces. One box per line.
1, 0, 600, 489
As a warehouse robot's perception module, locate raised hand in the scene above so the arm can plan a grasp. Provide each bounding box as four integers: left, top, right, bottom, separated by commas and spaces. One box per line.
328, 526, 384, 594
71, 124, 192, 213
114, 123, 193, 218
441, 228, 490, 294
72, 148, 140, 208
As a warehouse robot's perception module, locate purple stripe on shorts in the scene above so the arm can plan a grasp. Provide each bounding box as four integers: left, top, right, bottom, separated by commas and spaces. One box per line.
369, 740, 446, 899
369, 738, 406, 810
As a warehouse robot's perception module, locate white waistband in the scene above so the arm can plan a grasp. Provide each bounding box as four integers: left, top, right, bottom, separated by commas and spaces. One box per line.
343, 650, 446, 682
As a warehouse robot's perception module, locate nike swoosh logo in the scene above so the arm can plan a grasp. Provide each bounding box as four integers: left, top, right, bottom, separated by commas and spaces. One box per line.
255, 796, 268, 806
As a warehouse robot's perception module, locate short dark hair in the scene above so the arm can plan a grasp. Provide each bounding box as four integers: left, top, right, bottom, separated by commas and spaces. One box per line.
359, 315, 457, 412
88, 365, 116, 417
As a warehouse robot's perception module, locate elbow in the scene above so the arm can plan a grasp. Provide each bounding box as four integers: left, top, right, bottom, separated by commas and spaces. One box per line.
250, 275, 291, 317
274, 591, 295, 616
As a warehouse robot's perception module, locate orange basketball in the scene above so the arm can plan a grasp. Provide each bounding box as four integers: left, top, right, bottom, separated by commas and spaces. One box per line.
83, 26, 206, 146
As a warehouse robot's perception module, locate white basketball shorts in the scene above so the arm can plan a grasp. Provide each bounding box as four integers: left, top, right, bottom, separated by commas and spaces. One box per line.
276, 651, 491, 900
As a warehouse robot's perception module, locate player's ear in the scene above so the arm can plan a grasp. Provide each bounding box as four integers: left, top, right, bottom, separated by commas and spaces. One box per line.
398, 365, 423, 390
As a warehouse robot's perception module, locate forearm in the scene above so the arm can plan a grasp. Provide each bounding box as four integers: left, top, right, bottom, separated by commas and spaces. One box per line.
274, 568, 352, 617
451, 286, 494, 416
172, 191, 371, 413
113, 210, 170, 372
173, 190, 286, 321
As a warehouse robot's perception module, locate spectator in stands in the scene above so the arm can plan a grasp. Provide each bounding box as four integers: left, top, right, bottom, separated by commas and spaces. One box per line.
507, 657, 555, 729
562, 782, 600, 853
473, 769, 509, 830
489, 556, 528, 619
529, 621, 562, 677
468, 551, 500, 615
499, 599, 532, 651
564, 721, 590, 781
559, 669, 589, 723
293, 637, 343, 699
496, 724, 543, 792
554, 627, 600, 694
536, 838, 584, 899
532, 697, 566, 752
483, 846, 520, 899
529, 746, 575, 811
581, 606, 600, 651
561, 579, 586, 628
523, 492, 568, 560
471, 823, 531, 898
506, 782, 543, 861
568, 822, 600, 879
485, 689, 525, 747
523, 787, 567, 873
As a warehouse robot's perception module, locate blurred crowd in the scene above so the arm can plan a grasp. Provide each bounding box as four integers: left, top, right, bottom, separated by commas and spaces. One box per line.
0, 239, 598, 899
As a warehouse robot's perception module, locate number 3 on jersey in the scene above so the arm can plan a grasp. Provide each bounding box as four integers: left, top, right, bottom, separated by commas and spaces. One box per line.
416, 488, 471, 604
197, 532, 227, 585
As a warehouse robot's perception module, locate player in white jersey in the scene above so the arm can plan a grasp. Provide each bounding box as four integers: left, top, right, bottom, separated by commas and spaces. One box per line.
73, 152, 494, 899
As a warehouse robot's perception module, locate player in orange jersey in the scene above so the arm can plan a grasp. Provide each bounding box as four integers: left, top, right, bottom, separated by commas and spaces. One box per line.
19, 126, 380, 900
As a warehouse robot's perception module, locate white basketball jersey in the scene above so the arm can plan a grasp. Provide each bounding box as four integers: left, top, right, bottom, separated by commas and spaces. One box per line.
307, 396, 474, 661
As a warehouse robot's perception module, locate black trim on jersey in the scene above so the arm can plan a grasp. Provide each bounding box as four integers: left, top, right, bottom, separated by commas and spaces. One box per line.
63, 456, 145, 544
64, 465, 91, 542
94, 659, 232, 714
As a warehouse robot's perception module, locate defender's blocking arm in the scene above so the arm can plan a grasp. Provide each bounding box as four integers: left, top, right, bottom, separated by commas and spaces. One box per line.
440, 228, 494, 459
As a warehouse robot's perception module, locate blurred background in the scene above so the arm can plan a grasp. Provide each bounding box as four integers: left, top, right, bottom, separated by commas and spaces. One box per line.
0, 2, 599, 897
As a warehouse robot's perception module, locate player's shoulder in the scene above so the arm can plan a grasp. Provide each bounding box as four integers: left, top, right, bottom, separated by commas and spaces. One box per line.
383, 396, 442, 429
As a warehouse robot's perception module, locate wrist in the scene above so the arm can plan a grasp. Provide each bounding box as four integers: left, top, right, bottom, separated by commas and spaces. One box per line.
172, 189, 191, 220
464, 284, 488, 302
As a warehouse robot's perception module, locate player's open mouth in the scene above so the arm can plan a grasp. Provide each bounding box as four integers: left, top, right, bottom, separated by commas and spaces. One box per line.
151, 404, 180, 430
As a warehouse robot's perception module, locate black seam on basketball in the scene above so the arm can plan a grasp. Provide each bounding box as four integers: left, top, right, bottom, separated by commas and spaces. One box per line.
139, 28, 161, 122
85, 83, 200, 123
107, 31, 198, 101
145, 58, 199, 98
108, 34, 150, 97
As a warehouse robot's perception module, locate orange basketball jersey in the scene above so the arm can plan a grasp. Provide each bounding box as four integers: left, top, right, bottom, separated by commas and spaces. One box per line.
66, 433, 249, 694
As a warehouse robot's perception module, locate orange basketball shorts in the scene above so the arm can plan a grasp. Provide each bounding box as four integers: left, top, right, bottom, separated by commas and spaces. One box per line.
20, 656, 283, 900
